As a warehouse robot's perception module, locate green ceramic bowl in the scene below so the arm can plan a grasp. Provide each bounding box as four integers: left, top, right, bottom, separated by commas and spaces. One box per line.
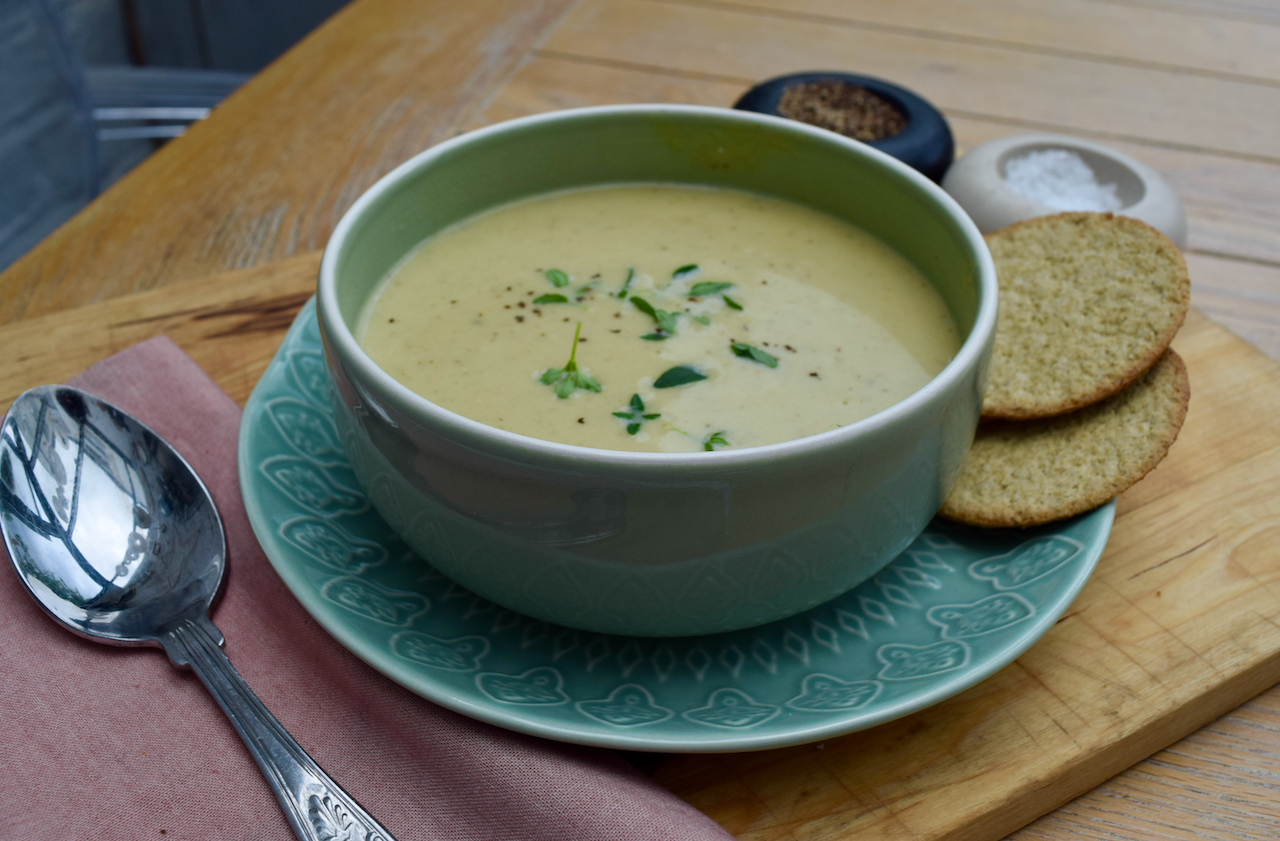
317, 105, 996, 636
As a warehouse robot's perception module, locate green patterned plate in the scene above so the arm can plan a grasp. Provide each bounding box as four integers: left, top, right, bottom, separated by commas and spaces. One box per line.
239, 299, 1113, 752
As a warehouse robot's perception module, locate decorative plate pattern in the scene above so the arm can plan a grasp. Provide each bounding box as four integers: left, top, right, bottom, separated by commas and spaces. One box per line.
238, 299, 1114, 752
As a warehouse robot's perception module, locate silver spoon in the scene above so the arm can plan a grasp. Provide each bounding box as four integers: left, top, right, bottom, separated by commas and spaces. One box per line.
0, 385, 395, 841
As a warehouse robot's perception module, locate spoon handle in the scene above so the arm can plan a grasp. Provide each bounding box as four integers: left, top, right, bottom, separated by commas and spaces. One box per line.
162, 616, 396, 841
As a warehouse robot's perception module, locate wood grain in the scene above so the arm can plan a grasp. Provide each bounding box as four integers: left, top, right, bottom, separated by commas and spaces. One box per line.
1012, 694, 1280, 840
543, 0, 1280, 160
665, 0, 1280, 83
0, 0, 576, 325
0, 253, 317, 410
1131, 0, 1280, 24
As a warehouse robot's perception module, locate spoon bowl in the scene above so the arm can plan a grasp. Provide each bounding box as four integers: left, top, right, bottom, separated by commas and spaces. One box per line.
0, 385, 395, 841
1, 386, 224, 645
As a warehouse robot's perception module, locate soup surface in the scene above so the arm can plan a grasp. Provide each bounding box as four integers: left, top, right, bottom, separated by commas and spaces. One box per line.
358, 184, 959, 453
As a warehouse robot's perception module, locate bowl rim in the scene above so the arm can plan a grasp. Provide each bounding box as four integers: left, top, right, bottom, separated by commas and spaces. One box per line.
318, 103, 997, 471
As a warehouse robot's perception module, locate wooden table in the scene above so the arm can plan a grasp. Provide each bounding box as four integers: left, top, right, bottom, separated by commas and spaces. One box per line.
5, 1, 1280, 838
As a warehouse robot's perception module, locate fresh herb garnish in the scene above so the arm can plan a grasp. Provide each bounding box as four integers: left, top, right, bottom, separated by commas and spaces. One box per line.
672, 264, 700, 280
616, 266, 635, 298
704, 431, 729, 451
730, 342, 778, 368
688, 281, 733, 297
540, 322, 601, 398
654, 365, 707, 388
532, 293, 568, 304
630, 296, 679, 339
630, 296, 657, 318
545, 268, 570, 288
611, 393, 661, 435
722, 295, 743, 311
692, 314, 711, 326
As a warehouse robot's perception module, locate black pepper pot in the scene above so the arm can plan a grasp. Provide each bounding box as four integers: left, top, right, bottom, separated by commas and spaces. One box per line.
733, 72, 954, 183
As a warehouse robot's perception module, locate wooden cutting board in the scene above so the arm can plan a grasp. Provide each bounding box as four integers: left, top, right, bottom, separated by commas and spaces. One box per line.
5, 255, 1280, 841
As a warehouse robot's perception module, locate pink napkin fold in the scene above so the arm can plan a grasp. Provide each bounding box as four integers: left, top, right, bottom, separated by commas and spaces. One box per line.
0, 337, 733, 841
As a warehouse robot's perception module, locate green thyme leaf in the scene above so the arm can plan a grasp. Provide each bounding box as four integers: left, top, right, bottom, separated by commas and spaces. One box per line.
730, 342, 778, 368
613, 393, 659, 435
545, 268, 569, 288
654, 366, 707, 388
617, 266, 635, 298
692, 315, 711, 326
631, 296, 678, 338
688, 281, 732, 297
532, 293, 568, 304
722, 295, 743, 311
630, 296, 657, 318
673, 264, 700, 279
704, 431, 729, 451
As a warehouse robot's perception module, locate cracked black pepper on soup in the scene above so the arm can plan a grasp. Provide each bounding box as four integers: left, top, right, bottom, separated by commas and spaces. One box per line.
356, 184, 959, 453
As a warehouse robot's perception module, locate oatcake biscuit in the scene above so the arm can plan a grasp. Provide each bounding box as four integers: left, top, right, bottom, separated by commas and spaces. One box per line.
940, 349, 1189, 528
982, 212, 1189, 420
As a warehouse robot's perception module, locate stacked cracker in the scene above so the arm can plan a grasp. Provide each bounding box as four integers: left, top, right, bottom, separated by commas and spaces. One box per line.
940, 212, 1191, 528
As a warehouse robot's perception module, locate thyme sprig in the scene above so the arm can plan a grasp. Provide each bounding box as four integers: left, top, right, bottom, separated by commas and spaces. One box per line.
703, 431, 729, 451
540, 322, 601, 398
630, 296, 679, 340
730, 342, 778, 368
616, 266, 636, 299
688, 281, 732, 297
612, 393, 661, 435
684, 275, 741, 310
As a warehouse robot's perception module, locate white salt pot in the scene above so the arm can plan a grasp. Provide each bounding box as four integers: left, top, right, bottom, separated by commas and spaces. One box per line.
941, 133, 1186, 248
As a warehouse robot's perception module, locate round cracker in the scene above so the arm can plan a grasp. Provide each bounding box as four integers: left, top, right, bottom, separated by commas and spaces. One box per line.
940, 348, 1189, 528
982, 212, 1189, 420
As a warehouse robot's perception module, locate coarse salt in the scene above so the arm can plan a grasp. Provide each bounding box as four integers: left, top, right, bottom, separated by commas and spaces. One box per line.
1003, 148, 1123, 212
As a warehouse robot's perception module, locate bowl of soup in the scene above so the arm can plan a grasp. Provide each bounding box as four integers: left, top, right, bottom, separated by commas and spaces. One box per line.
318, 104, 996, 637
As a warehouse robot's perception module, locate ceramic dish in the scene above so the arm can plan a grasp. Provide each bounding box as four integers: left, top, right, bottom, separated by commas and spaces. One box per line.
318, 103, 995, 637
941, 133, 1187, 247
239, 300, 1114, 752
733, 72, 954, 182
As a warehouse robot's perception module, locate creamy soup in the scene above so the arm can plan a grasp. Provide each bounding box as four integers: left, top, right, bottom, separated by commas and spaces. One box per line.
357, 184, 959, 453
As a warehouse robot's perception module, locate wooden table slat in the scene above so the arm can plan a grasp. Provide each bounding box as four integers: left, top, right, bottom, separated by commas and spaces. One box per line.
666, 0, 1280, 83
546, 0, 1280, 160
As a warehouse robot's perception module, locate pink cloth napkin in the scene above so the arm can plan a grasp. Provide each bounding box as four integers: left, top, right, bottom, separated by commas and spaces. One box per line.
0, 337, 732, 841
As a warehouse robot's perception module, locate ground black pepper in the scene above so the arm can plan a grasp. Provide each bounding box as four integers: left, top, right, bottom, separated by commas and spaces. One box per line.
776, 81, 906, 142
